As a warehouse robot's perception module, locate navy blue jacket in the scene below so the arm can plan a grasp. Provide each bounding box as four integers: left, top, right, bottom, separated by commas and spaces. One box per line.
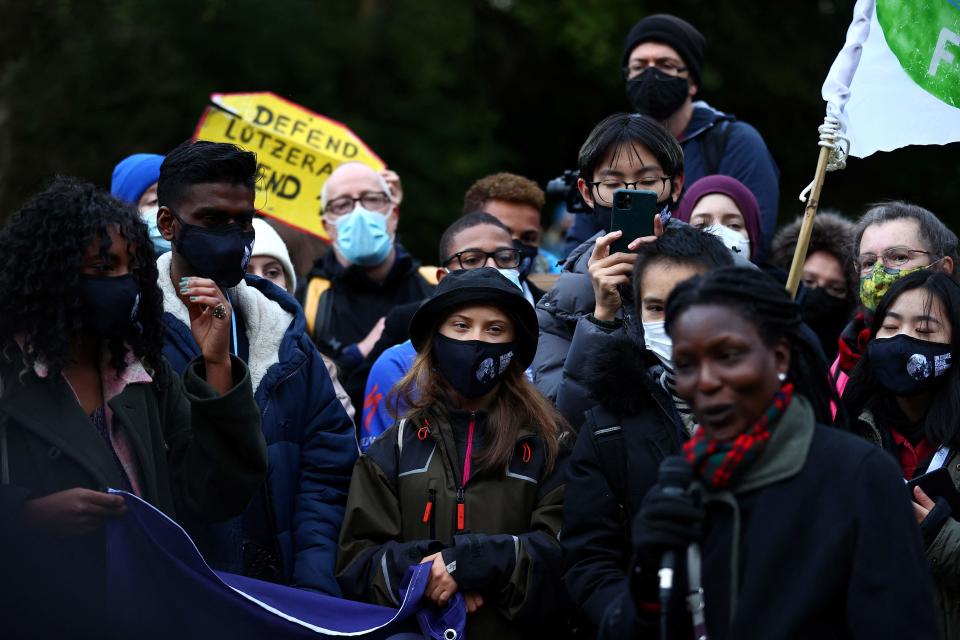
161, 273, 358, 595
563, 102, 780, 260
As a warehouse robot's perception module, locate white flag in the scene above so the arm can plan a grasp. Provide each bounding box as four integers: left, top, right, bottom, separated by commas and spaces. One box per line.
822, 0, 960, 158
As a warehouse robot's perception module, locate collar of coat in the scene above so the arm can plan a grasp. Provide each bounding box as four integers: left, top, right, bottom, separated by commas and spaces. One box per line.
707, 393, 817, 496
157, 251, 292, 394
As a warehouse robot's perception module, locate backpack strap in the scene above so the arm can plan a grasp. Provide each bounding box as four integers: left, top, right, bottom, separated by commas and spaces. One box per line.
700, 116, 737, 176
304, 276, 332, 338
586, 406, 628, 509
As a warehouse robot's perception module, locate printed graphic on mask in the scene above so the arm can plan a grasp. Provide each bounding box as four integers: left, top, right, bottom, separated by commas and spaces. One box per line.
867, 334, 952, 396
335, 207, 393, 267
703, 224, 751, 261
859, 261, 927, 311
432, 333, 516, 398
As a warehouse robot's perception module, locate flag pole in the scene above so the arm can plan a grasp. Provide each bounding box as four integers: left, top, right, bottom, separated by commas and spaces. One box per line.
786, 145, 833, 299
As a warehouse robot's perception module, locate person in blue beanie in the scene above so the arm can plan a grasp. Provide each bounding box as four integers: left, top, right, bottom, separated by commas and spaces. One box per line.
110, 153, 169, 254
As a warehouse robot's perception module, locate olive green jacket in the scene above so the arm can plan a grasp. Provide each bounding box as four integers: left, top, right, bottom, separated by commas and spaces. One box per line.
858, 410, 960, 639
336, 407, 568, 639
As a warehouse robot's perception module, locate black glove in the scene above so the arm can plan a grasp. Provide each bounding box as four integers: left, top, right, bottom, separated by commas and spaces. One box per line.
629, 484, 705, 600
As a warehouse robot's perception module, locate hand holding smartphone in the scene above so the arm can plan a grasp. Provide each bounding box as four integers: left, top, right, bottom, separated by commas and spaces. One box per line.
610, 189, 658, 254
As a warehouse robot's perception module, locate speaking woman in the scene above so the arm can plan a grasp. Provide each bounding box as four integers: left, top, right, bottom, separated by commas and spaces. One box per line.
599, 267, 937, 640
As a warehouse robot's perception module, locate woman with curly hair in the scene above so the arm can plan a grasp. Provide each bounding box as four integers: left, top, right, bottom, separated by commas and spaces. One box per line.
0, 176, 267, 637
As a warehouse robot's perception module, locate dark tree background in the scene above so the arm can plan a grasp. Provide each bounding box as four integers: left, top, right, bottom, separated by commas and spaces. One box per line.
1, 0, 957, 262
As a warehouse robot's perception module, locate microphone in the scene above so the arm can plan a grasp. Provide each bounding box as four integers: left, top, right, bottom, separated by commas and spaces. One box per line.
656, 455, 694, 609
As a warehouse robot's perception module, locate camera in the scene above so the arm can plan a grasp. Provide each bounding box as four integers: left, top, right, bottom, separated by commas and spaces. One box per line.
545, 169, 590, 213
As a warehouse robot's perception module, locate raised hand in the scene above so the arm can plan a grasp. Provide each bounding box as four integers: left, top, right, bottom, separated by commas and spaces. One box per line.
179, 276, 233, 393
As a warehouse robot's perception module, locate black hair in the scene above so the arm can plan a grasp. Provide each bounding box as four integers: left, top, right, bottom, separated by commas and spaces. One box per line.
577, 113, 684, 183
0, 176, 164, 377
157, 140, 258, 210
631, 225, 734, 311
854, 201, 959, 281
844, 270, 960, 448
664, 267, 841, 426
438, 211, 513, 265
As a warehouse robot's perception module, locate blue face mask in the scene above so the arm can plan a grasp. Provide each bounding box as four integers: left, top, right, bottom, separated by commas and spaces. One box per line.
335, 206, 393, 267
141, 206, 171, 255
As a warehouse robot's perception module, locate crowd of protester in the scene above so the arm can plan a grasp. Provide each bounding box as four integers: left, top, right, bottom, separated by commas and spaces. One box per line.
2, 12, 959, 640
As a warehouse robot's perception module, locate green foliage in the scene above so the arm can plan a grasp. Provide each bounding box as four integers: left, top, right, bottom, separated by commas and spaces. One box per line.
1, 0, 958, 262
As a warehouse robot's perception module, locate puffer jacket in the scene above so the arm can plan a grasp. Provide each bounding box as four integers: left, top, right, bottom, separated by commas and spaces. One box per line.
855, 409, 960, 639
0, 350, 266, 638
158, 251, 358, 595
532, 232, 644, 431
336, 406, 569, 640
600, 395, 938, 640
562, 337, 685, 635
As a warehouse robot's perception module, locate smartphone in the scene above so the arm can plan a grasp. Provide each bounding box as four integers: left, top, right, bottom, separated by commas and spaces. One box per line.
907, 467, 960, 515
610, 188, 658, 254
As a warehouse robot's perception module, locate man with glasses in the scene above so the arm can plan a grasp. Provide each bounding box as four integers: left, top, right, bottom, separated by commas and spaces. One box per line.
564, 14, 780, 261
299, 162, 435, 424
359, 212, 527, 450
155, 140, 358, 597
534, 113, 687, 429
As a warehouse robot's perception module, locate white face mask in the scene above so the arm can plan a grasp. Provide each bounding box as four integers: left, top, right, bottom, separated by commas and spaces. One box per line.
703, 224, 751, 261
642, 320, 673, 368
496, 268, 523, 291
139, 205, 171, 254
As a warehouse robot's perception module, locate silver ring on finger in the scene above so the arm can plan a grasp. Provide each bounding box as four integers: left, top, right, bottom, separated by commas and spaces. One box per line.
212, 303, 227, 320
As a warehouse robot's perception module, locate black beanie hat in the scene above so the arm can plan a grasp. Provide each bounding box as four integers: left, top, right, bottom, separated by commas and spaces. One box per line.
622, 14, 706, 85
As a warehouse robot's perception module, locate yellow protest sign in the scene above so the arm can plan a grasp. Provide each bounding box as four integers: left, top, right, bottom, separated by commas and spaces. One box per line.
193, 92, 385, 239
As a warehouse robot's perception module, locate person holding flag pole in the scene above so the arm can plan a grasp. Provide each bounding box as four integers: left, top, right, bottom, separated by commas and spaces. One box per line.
785, 0, 960, 300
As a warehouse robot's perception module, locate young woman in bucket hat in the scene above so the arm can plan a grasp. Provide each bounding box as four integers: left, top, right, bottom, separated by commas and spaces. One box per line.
336, 267, 570, 639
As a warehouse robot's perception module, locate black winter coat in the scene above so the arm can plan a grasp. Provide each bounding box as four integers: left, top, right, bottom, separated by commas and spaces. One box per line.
598, 395, 939, 640
562, 338, 685, 634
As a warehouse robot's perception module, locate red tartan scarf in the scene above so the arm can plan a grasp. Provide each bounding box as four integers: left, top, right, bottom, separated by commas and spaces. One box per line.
683, 383, 795, 489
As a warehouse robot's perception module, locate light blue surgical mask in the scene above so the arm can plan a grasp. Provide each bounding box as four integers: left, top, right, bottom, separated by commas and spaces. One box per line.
335, 206, 393, 267
496, 267, 523, 291
140, 205, 171, 255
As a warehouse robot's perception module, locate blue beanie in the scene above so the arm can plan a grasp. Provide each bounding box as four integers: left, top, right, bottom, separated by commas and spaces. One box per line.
111, 153, 164, 205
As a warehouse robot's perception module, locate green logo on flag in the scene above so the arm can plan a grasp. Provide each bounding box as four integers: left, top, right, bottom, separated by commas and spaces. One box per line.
877, 0, 960, 107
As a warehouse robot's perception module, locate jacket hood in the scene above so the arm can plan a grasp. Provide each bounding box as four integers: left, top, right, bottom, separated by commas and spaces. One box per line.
583, 335, 662, 416
306, 242, 420, 291
769, 211, 858, 305
156, 251, 295, 394
684, 101, 734, 141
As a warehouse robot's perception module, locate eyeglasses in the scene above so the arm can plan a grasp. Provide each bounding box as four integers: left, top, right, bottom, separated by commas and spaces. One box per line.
855, 247, 931, 276
587, 178, 672, 205
443, 248, 521, 270
623, 59, 688, 79
324, 191, 391, 218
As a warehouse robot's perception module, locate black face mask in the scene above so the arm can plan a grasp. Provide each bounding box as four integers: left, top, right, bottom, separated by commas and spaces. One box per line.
432, 333, 516, 399
801, 287, 852, 360
867, 334, 952, 397
78, 274, 141, 338
171, 210, 255, 287
626, 67, 689, 121
514, 240, 538, 281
